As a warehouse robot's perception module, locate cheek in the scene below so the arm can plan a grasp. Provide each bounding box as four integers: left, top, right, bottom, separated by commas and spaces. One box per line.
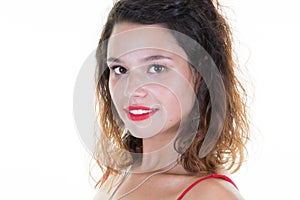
109, 78, 124, 111
162, 79, 196, 118
108, 79, 115, 102
108, 75, 117, 93
151, 87, 182, 119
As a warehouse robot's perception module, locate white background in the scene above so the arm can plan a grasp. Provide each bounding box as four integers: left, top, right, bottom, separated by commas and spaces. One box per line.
0, 0, 299, 199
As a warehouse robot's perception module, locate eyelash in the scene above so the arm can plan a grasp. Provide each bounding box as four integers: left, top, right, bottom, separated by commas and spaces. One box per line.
148, 64, 167, 74
110, 64, 168, 75
110, 65, 127, 75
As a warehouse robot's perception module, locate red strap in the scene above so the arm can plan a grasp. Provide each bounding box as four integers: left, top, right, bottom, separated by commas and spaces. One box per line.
177, 174, 238, 200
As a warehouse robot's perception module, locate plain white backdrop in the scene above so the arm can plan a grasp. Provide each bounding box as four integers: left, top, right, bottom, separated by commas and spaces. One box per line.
0, 0, 299, 199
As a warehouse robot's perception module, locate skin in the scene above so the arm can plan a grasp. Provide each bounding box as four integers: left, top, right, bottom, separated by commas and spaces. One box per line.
106, 22, 243, 200
107, 22, 196, 153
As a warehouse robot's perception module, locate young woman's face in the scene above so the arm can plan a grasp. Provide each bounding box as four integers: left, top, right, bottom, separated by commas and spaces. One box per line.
107, 22, 196, 139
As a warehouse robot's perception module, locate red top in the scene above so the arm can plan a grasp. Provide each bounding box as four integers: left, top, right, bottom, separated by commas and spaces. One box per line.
177, 174, 238, 200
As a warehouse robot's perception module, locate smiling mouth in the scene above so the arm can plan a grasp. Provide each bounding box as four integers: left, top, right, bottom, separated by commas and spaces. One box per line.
126, 105, 158, 121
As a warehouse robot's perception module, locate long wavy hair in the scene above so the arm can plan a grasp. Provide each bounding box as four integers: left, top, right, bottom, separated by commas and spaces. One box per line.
94, 0, 249, 191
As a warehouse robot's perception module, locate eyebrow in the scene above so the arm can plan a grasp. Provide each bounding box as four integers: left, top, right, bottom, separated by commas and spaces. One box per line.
143, 55, 172, 62
107, 57, 121, 63
107, 55, 172, 63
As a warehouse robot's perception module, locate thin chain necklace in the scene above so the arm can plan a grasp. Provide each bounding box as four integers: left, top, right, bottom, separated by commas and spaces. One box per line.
116, 161, 178, 200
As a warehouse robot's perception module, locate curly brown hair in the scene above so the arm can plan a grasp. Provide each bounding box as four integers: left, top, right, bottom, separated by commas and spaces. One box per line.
94, 0, 249, 190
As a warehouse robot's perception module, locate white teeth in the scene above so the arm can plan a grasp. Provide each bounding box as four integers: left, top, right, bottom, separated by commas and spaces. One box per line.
129, 109, 152, 115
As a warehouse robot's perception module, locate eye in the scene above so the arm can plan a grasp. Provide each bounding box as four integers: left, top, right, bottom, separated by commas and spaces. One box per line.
148, 64, 166, 74
111, 65, 127, 75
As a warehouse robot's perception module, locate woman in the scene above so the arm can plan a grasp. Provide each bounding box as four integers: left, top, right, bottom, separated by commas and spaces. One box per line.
94, 0, 249, 199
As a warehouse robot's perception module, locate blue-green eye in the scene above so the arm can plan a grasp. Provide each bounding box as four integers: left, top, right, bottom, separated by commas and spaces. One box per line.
148, 64, 166, 73
111, 66, 127, 75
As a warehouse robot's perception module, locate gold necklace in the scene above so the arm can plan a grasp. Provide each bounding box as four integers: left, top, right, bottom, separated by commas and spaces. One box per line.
116, 161, 178, 200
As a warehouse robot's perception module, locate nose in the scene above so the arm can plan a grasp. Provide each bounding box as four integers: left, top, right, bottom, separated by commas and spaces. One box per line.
124, 70, 148, 99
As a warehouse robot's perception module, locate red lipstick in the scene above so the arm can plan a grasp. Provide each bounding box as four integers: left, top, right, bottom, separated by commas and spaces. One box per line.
126, 105, 157, 121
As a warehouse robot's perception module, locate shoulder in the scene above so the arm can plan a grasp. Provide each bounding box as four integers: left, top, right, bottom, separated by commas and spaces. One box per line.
180, 175, 244, 200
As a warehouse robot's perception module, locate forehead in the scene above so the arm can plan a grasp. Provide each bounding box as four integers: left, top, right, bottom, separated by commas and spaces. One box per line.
107, 22, 188, 60
107, 48, 180, 65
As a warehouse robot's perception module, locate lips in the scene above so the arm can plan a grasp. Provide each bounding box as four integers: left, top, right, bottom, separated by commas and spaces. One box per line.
126, 105, 158, 121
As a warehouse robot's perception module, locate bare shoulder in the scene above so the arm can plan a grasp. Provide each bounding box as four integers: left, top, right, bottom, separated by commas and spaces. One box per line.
181, 176, 244, 200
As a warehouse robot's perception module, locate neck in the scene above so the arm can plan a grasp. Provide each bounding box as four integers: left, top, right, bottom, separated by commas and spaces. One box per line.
131, 131, 180, 173
142, 121, 181, 152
